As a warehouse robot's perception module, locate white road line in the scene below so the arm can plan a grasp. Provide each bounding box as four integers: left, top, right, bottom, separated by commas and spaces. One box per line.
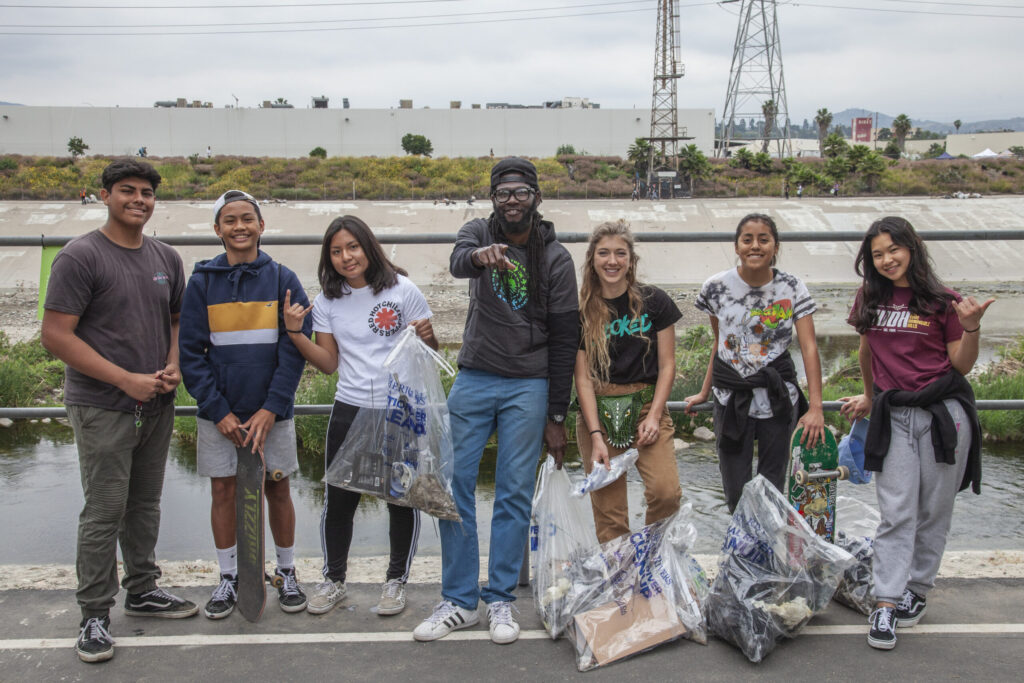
3, 624, 1024, 651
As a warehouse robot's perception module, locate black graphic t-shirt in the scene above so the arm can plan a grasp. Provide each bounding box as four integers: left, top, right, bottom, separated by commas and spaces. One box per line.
582, 285, 682, 385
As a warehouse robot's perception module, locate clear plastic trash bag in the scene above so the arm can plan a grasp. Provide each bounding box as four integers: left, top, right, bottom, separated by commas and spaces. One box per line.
571, 448, 639, 498
833, 496, 880, 615
530, 455, 597, 639
561, 505, 710, 671
706, 475, 856, 663
323, 327, 460, 521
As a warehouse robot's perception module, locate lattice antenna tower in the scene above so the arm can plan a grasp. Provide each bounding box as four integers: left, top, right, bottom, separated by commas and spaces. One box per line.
718, 0, 792, 158
647, 0, 688, 188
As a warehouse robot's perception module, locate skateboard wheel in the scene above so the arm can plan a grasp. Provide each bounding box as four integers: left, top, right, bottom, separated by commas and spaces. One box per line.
794, 470, 808, 486
267, 573, 284, 588
268, 469, 284, 482
837, 465, 850, 481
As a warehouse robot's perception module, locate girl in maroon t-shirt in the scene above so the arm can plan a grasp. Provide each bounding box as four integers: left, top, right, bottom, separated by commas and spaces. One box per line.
840, 216, 993, 651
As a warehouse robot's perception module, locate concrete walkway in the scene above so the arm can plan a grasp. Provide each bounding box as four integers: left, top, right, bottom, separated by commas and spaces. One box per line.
2, 578, 1022, 681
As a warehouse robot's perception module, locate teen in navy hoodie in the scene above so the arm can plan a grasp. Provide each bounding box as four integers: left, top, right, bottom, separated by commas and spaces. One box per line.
179, 190, 312, 620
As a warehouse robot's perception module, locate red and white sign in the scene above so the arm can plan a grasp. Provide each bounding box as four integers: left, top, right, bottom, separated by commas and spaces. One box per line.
853, 117, 873, 143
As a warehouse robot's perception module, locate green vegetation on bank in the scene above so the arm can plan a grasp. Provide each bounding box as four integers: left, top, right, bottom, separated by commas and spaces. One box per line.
1, 151, 1022, 201
5, 329, 1024, 444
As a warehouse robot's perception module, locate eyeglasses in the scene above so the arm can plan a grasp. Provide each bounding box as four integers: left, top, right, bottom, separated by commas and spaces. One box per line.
491, 187, 536, 203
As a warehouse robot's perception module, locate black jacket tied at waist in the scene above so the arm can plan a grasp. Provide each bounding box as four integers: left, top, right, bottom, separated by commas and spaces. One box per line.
712, 351, 809, 442
865, 370, 982, 494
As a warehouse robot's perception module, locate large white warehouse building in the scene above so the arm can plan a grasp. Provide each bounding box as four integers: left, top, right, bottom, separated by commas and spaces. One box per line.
0, 104, 715, 159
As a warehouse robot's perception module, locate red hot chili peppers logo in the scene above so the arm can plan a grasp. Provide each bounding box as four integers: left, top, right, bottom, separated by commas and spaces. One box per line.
368, 301, 403, 337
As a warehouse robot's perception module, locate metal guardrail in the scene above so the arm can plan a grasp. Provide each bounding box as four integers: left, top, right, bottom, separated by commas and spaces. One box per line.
2, 230, 1024, 248
4, 400, 1024, 420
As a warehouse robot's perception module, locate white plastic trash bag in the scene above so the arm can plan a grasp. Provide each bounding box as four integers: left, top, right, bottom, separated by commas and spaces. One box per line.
707, 475, 856, 663
833, 496, 881, 615
571, 448, 639, 498
530, 455, 597, 638
562, 505, 709, 671
323, 327, 460, 521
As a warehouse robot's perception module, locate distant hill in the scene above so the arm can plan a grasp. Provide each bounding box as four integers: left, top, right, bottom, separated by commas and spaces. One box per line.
0, 102, 22, 106
829, 108, 1024, 135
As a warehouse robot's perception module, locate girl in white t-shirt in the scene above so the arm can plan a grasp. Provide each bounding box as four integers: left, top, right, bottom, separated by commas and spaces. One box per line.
683, 213, 825, 512
284, 215, 436, 618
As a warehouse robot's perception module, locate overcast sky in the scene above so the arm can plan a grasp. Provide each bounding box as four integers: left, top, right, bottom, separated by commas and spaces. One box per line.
1, 0, 1020, 124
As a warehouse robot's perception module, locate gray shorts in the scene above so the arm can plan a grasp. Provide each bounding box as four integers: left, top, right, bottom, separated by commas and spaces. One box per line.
196, 417, 299, 479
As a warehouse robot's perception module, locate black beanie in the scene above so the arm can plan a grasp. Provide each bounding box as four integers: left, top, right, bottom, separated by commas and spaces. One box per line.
490, 158, 539, 191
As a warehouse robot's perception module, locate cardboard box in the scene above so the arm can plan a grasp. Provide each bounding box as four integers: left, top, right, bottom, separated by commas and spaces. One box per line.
570, 589, 687, 668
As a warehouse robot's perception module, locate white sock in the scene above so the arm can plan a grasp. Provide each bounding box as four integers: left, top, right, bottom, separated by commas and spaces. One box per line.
216, 545, 237, 577
275, 545, 295, 571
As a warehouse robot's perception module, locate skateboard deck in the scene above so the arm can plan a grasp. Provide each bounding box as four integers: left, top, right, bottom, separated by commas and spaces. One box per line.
786, 426, 845, 543
234, 431, 284, 622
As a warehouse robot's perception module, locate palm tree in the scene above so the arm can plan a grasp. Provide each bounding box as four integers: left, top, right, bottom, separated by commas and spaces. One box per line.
953, 119, 962, 134
627, 138, 654, 177
761, 99, 777, 154
892, 114, 912, 153
814, 108, 833, 157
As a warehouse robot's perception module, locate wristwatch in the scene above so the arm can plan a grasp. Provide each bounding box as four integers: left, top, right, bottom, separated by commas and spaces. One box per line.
548, 413, 566, 425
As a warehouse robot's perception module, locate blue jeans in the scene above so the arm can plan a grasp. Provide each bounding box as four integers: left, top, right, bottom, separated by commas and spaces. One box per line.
440, 368, 547, 609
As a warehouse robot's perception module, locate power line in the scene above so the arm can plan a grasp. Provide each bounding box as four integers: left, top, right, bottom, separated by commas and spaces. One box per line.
0, 6, 660, 35
0, 1, 469, 8
793, 1, 1024, 17
0, 0, 655, 28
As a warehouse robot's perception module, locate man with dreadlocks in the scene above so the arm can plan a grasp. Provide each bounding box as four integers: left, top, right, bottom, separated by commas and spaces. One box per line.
413, 157, 579, 645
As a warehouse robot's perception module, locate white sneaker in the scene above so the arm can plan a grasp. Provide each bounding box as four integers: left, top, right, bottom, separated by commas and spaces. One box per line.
306, 580, 346, 615
412, 600, 479, 642
487, 601, 520, 645
376, 579, 406, 616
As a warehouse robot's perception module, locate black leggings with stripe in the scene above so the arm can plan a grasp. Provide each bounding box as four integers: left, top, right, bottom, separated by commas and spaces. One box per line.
319, 401, 420, 584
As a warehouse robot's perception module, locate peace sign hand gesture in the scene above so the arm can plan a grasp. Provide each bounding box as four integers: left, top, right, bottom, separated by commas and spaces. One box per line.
283, 288, 312, 333
952, 295, 995, 332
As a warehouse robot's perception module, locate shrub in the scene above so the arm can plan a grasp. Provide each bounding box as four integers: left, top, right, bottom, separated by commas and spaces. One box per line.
310, 146, 327, 159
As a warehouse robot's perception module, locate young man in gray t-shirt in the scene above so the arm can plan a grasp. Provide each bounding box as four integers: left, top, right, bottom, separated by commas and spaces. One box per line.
42, 159, 197, 664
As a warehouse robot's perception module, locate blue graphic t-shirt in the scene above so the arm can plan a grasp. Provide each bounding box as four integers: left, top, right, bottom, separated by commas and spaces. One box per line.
582, 285, 681, 385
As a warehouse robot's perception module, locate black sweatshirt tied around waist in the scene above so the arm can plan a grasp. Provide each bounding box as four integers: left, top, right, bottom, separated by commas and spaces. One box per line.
712, 351, 809, 442
865, 370, 982, 494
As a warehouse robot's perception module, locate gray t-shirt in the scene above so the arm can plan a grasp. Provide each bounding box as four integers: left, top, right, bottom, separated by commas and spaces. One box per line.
451, 218, 578, 379
45, 229, 184, 414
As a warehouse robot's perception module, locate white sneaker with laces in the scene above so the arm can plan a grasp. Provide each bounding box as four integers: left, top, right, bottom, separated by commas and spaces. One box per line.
306, 580, 346, 615
487, 601, 520, 645
376, 579, 407, 616
412, 600, 479, 641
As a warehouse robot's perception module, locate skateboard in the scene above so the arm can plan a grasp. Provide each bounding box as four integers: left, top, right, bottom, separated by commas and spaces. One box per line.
234, 429, 284, 622
786, 426, 846, 543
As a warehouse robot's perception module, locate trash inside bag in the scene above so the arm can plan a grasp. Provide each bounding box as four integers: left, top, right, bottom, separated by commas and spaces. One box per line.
838, 418, 872, 485
562, 506, 709, 671
707, 475, 855, 663
323, 327, 460, 521
833, 496, 880, 615
571, 448, 639, 498
530, 455, 597, 639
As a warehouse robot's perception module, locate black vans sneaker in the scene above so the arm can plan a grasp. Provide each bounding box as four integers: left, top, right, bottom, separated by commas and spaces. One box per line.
895, 588, 927, 627
868, 606, 897, 650
275, 567, 307, 613
76, 615, 114, 663
204, 574, 239, 620
125, 587, 199, 618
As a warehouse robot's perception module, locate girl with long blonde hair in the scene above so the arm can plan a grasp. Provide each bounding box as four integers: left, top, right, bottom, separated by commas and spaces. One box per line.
574, 220, 682, 542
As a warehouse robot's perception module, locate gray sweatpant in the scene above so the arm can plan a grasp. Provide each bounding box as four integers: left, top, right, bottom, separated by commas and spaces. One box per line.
68, 403, 174, 618
872, 399, 970, 604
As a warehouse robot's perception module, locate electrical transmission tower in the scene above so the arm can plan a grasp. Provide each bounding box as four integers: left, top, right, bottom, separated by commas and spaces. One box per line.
646, 0, 689, 193
718, 0, 791, 158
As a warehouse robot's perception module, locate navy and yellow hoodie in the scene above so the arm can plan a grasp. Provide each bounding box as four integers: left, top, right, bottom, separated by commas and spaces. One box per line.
179, 250, 311, 425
